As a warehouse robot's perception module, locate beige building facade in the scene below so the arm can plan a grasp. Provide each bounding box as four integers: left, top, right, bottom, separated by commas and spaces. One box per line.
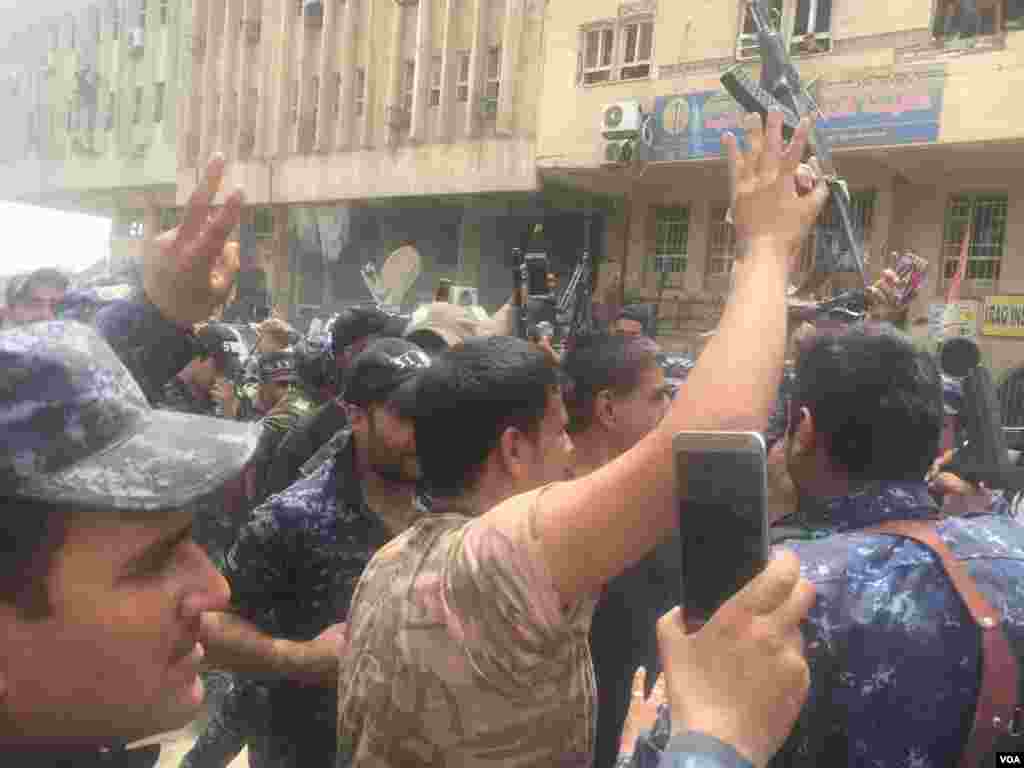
537, 0, 1024, 372
181, 0, 607, 323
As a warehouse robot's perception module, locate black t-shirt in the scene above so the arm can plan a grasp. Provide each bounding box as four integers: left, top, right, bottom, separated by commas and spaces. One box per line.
263, 399, 349, 499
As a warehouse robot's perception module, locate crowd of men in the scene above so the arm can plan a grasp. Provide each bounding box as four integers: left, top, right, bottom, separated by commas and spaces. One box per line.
2, 111, 1023, 768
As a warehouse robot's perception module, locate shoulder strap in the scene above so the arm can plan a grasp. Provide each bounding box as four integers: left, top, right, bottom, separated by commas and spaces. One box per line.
865, 520, 1020, 767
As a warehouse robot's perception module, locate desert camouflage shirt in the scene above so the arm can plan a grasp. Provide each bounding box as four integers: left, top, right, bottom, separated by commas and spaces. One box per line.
336, 489, 599, 768
225, 431, 429, 768
634, 481, 1024, 768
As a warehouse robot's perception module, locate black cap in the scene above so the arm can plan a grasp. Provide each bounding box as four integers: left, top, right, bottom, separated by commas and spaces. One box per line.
343, 338, 431, 416
331, 307, 396, 354
1, 322, 260, 511
258, 350, 301, 385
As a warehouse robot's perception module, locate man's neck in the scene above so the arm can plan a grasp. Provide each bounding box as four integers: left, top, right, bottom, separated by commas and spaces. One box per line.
570, 429, 618, 479
446, 476, 514, 518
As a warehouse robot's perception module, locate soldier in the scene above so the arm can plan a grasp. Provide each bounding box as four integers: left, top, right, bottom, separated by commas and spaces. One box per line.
160, 323, 242, 417
200, 338, 433, 768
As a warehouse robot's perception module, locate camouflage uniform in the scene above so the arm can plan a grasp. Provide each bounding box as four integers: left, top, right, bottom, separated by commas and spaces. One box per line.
631, 481, 1024, 768
336, 488, 600, 768
224, 431, 429, 768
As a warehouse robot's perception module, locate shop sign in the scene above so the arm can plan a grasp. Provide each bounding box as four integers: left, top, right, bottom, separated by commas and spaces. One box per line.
982, 296, 1024, 338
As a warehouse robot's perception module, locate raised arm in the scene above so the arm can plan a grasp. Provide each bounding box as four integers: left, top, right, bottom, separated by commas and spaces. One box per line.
488, 111, 829, 605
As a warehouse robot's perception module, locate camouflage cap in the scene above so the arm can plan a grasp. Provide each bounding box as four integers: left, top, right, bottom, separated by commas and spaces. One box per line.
0, 322, 262, 512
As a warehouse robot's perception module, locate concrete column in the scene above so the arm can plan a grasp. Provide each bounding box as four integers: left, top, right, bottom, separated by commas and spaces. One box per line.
295, 0, 318, 154
496, 0, 524, 136
219, 0, 243, 160
197, 0, 222, 162
463, 0, 485, 138
315, 0, 338, 152
385, 3, 406, 147
408, 0, 432, 143
359, 0, 376, 148
272, 0, 297, 158
335, 0, 358, 150
438, 0, 457, 142
180, 0, 206, 167
236, 0, 260, 158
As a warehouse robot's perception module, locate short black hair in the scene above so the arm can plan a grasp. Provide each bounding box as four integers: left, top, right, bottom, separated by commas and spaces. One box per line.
6, 268, 70, 307
0, 497, 70, 620
331, 307, 398, 355
414, 336, 558, 498
562, 333, 660, 434
616, 304, 650, 326
791, 325, 943, 482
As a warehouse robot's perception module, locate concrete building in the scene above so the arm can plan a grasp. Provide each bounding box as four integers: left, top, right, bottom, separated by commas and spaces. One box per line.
0, 0, 190, 276
182, 0, 618, 326
537, 0, 1024, 370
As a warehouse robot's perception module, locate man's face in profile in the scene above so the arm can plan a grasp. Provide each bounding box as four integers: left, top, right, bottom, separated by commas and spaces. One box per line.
613, 318, 644, 337
0, 510, 230, 746
10, 283, 66, 325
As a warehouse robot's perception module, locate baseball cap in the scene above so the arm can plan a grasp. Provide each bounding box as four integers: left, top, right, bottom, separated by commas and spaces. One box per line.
1, 322, 261, 511
331, 306, 405, 354
258, 350, 301, 385
403, 302, 480, 350
343, 338, 432, 417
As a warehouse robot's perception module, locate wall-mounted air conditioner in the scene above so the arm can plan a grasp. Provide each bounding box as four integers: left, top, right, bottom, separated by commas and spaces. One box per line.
127, 27, 144, 55
601, 100, 642, 139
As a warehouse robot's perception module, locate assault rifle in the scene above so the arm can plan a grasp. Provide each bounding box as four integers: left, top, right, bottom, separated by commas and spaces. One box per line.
940, 337, 1024, 495
721, 0, 865, 283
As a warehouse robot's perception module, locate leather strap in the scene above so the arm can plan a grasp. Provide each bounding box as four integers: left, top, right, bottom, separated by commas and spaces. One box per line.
866, 520, 1019, 767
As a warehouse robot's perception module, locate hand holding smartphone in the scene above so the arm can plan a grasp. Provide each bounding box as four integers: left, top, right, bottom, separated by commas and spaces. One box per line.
674, 431, 770, 630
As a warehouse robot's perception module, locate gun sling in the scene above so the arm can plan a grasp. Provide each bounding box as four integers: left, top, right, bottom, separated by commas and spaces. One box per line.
864, 520, 1019, 766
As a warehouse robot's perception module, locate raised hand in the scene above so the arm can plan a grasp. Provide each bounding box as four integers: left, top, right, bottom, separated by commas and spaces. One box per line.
657, 551, 815, 768
142, 154, 244, 328
724, 111, 829, 266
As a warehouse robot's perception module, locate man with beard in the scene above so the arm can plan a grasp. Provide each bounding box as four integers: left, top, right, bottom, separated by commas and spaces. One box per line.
199, 338, 433, 768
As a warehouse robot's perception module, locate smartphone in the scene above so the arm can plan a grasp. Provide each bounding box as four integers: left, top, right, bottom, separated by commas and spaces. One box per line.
524, 253, 551, 298
674, 431, 770, 624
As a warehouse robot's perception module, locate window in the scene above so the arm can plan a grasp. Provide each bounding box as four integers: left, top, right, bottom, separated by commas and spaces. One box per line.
159, 0, 170, 25
797, 189, 876, 278
311, 75, 320, 123
111, 3, 121, 40
620, 21, 653, 79
485, 46, 501, 100
133, 85, 143, 124
139, 0, 147, 28
106, 92, 116, 131
253, 207, 275, 240
707, 205, 737, 280
400, 60, 415, 112
651, 207, 689, 287
942, 194, 1008, 291
456, 52, 470, 102
153, 82, 165, 122
160, 207, 180, 231
581, 26, 615, 84
934, 0, 1014, 38
354, 68, 365, 116
429, 55, 442, 107
739, 0, 832, 57
290, 80, 298, 123
119, 209, 145, 239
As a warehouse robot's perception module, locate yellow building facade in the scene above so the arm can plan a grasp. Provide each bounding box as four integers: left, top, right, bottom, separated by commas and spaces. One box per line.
537, 0, 1024, 371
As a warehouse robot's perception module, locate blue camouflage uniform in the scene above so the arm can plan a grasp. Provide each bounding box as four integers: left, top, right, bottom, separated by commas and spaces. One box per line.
223, 430, 430, 768
631, 481, 1024, 768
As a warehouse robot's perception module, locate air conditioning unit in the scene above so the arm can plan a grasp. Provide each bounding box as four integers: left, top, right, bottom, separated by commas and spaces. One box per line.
601, 100, 643, 139
384, 104, 409, 129
243, 18, 261, 45
127, 27, 144, 55
603, 138, 636, 166
303, 0, 324, 27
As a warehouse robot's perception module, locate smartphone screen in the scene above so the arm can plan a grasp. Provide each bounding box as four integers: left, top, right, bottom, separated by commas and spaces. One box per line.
675, 432, 769, 622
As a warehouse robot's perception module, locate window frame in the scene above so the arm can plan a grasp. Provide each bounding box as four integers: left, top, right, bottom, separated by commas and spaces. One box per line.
400, 60, 415, 113
736, 0, 833, 60
706, 205, 737, 285
429, 54, 442, 107
619, 18, 653, 80
650, 206, 690, 288
580, 24, 616, 85
456, 51, 470, 103
940, 192, 1009, 295
153, 81, 165, 122
354, 68, 366, 116
484, 46, 501, 101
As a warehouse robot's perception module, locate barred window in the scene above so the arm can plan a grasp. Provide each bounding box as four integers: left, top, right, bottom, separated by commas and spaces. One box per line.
942, 193, 1008, 291
707, 205, 737, 280
797, 189, 876, 279
651, 206, 689, 287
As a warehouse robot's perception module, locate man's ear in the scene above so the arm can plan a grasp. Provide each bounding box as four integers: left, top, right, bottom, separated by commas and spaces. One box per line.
791, 406, 816, 457
497, 425, 534, 483
594, 389, 616, 431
